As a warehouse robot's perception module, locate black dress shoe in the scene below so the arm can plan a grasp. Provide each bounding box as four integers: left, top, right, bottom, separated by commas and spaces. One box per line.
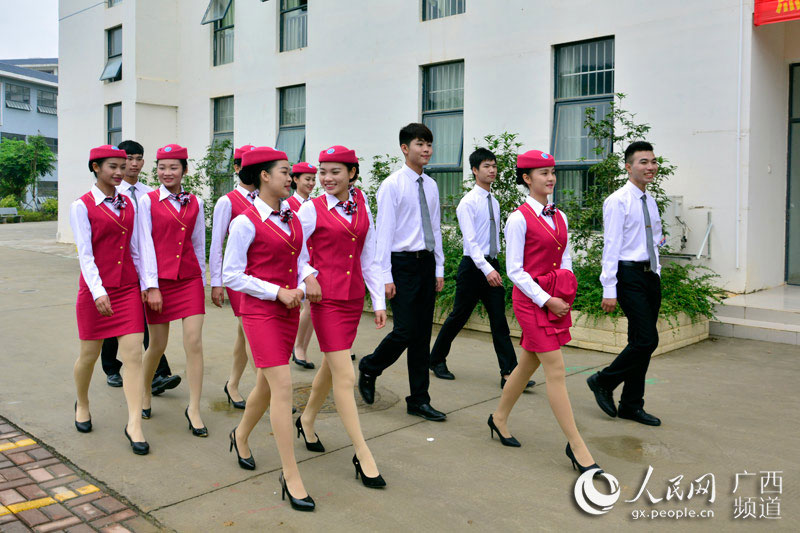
350, 353, 356, 361
565, 442, 603, 476
74, 401, 92, 433
185, 407, 208, 437
152, 374, 181, 396
487, 414, 520, 447
353, 455, 386, 488
124, 426, 149, 455
229, 427, 255, 470
279, 472, 315, 512
407, 403, 446, 421
430, 362, 455, 380
224, 381, 246, 409
358, 371, 376, 405
295, 417, 325, 452
500, 377, 535, 390
618, 408, 661, 426
141, 407, 151, 420
587, 373, 617, 418
292, 349, 315, 369
106, 373, 123, 388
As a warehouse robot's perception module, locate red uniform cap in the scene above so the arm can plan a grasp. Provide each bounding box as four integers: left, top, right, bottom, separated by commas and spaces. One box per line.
241, 146, 289, 168
234, 144, 256, 160
157, 144, 189, 160
291, 162, 317, 174
89, 144, 127, 161
318, 145, 358, 164
516, 149, 555, 169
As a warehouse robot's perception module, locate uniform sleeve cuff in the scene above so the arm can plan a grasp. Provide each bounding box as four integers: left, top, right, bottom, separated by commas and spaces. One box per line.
90, 286, 108, 301
435, 266, 444, 278
479, 264, 495, 277
602, 286, 617, 299
383, 272, 394, 284
532, 291, 551, 308
144, 277, 159, 289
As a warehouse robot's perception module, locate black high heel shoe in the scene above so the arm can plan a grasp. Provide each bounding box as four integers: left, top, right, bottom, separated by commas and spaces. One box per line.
487, 414, 520, 447
352, 455, 386, 488
291, 349, 315, 369
565, 443, 603, 475
295, 417, 324, 452
229, 427, 255, 470
184, 407, 208, 437
124, 426, 149, 455
74, 401, 92, 433
279, 472, 315, 511
141, 407, 151, 420
224, 381, 246, 409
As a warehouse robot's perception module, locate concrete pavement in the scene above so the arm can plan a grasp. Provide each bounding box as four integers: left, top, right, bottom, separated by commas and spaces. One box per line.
0, 222, 797, 532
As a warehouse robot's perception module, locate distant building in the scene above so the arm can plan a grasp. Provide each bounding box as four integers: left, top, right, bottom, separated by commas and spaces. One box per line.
0, 59, 58, 204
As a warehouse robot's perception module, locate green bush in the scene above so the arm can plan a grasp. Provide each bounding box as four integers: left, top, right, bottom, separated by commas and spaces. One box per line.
41, 198, 58, 215
0, 195, 18, 208
18, 209, 57, 222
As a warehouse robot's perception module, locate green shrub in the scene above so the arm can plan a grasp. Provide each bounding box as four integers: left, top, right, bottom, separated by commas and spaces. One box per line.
41, 198, 58, 215
0, 195, 18, 208
18, 209, 57, 222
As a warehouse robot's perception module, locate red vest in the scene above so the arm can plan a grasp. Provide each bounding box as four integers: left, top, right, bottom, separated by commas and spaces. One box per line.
239, 207, 304, 317
286, 195, 303, 213
78, 193, 138, 291
146, 190, 202, 280
287, 194, 315, 262
511, 203, 568, 302
226, 189, 255, 222
310, 189, 369, 301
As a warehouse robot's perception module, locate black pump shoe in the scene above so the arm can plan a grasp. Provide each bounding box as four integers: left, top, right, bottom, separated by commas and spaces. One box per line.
184, 407, 208, 437
565, 443, 603, 476
141, 407, 151, 420
487, 414, 520, 447
224, 381, 246, 409
229, 427, 255, 470
295, 417, 324, 452
124, 426, 149, 455
291, 349, 315, 369
500, 376, 535, 390
353, 455, 386, 488
74, 401, 92, 433
279, 472, 315, 512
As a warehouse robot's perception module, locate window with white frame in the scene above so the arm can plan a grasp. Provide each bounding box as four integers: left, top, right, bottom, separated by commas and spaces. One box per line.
422, 61, 464, 218
552, 37, 614, 205
212, 96, 235, 194
37, 90, 57, 114
422, 0, 465, 21
201, 0, 234, 66
107, 103, 122, 146
100, 26, 122, 82
280, 0, 307, 52
276, 85, 305, 163
5, 84, 31, 111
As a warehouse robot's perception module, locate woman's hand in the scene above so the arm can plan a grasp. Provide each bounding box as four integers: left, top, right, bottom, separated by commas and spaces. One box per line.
277, 288, 303, 309
146, 288, 163, 313
374, 310, 387, 329
304, 275, 322, 303
95, 295, 113, 317
211, 286, 225, 308
545, 296, 570, 318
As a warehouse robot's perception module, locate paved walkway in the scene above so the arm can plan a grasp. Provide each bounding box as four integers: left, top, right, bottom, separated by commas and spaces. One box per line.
0, 222, 797, 532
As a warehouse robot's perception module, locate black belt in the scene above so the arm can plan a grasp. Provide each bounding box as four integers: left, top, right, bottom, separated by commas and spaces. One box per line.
619, 260, 654, 272
392, 250, 433, 259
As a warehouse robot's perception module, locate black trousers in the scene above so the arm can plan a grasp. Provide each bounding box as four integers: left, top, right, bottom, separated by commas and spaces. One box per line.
430, 256, 517, 376
359, 251, 436, 407
596, 264, 661, 411
101, 311, 171, 378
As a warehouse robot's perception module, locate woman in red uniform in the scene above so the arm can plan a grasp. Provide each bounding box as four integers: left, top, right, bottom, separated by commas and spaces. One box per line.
223, 147, 320, 511
70, 145, 148, 455
295, 145, 387, 488
138, 144, 208, 436
488, 149, 602, 476
287, 162, 318, 369
210, 144, 258, 409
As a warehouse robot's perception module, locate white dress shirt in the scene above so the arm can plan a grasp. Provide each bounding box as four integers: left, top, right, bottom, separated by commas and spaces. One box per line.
296, 191, 386, 311
136, 184, 206, 289
291, 192, 308, 205
117, 179, 153, 212
222, 197, 316, 301
209, 185, 256, 287
457, 185, 501, 277
374, 164, 444, 282
69, 184, 145, 300
505, 196, 572, 307
599, 180, 663, 298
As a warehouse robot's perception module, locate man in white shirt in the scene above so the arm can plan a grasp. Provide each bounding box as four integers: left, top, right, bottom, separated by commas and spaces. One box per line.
358, 123, 447, 421
588, 141, 663, 426
102, 140, 180, 395
428, 148, 534, 391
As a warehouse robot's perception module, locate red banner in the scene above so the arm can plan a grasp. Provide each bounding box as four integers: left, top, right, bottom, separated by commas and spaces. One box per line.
754, 0, 800, 26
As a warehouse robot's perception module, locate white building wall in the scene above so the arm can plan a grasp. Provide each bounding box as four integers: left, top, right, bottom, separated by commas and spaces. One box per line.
58, 0, 795, 293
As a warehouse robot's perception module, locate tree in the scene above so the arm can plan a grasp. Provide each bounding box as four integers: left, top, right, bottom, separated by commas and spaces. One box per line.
0, 136, 56, 204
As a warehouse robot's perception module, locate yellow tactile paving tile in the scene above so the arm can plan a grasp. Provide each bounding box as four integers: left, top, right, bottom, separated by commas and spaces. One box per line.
54, 490, 78, 502
6, 496, 57, 513
0, 438, 37, 452
0, 505, 9, 517
75, 484, 100, 495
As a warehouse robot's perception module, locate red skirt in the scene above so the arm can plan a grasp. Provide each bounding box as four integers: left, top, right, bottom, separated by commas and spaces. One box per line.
310, 297, 363, 352
242, 311, 300, 368
225, 286, 244, 317
76, 283, 145, 340
145, 276, 205, 324
512, 295, 571, 353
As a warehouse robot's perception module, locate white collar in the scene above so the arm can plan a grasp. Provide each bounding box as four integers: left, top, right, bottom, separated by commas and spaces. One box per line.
158, 184, 184, 201
525, 196, 549, 217
292, 191, 308, 204
324, 191, 352, 211
253, 197, 289, 222
472, 185, 491, 198
624, 180, 647, 199
90, 184, 114, 206
236, 184, 255, 198
401, 164, 424, 181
